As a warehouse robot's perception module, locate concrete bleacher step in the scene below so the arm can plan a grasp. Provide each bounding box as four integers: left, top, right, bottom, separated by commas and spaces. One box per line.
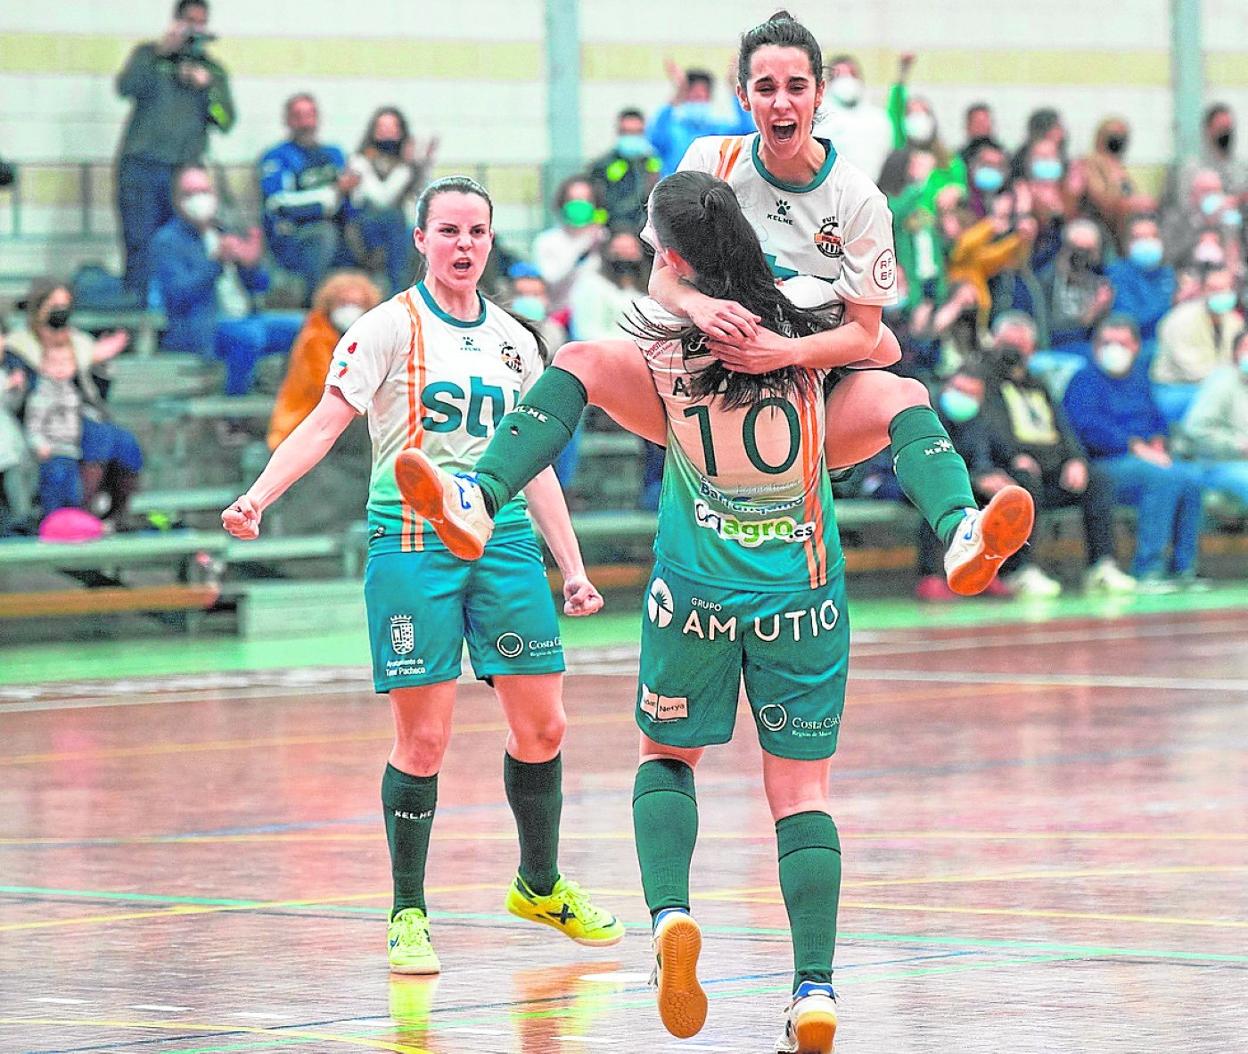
227, 578, 365, 638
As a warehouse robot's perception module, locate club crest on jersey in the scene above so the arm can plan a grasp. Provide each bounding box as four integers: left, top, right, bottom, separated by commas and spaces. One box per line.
814, 217, 843, 259
767, 198, 794, 226
499, 341, 523, 375
390, 614, 415, 655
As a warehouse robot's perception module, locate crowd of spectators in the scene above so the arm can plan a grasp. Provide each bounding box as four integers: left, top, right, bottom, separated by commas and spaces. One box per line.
1, 9, 1246, 593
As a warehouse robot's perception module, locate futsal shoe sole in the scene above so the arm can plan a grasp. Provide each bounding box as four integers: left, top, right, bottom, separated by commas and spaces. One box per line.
792, 998, 837, 1053
945, 485, 1035, 596
654, 913, 707, 1039
394, 448, 491, 561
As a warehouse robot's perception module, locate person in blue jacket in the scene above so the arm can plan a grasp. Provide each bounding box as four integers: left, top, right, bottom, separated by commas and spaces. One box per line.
152, 165, 303, 399
1062, 314, 1204, 586
259, 93, 359, 302
1107, 215, 1177, 347
647, 65, 754, 177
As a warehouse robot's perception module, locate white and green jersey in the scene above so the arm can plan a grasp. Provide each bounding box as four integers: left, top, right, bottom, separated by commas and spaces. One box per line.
327, 281, 543, 553
672, 132, 897, 303
637, 278, 843, 592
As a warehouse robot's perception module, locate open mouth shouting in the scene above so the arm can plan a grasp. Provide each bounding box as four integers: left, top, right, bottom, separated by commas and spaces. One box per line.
451, 257, 474, 275
772, 122, 798, 144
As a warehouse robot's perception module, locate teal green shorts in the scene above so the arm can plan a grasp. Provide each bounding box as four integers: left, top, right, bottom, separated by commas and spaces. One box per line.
637, 560, 850, 760
363, 530, 565, 693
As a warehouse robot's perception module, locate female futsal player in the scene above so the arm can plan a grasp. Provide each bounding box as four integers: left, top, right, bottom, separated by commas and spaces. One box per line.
221, 176, 624, 976
397, 170, 1034, 1051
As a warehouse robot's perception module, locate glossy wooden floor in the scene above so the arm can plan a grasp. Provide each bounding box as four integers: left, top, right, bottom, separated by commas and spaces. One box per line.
2, 607, 1246, 1054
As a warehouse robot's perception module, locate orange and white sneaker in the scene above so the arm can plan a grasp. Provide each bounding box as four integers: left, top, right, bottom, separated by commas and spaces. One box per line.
943, 485, 1035, 596
394, 449, 494, 560
650, 909, 707, 1039
777, 981, 838, 1053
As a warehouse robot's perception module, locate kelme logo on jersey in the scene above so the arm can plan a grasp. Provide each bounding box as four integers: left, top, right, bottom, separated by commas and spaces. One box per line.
767, 198, 793, 226
390, 614, 415, 655
694, 499, 815, 547
647, 578, 674, 628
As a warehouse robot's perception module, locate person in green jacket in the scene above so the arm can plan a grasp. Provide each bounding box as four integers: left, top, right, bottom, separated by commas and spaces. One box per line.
880, 53, 967, 213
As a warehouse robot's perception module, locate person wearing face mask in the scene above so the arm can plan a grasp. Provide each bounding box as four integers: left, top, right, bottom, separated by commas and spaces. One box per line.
588, 109, 663, 235
153, 165, 305, 403
1173, 103, 1248, 210
531, 176, 609, 317
345, 107, 438, 296
648, 65, 753, 178
964, 142, 1010, 220
1063, 315, 1205, 588
878, 53, 967, 204
1152, 266, 1245, 422
1161, 168, 1242, 270
979, 313, 1136, 597
1175, 328, 1248, 509
958, 103, 1004, 168
812, 53, 894, 182
1010, 108, 1068, 183
506, 266, 569, 364
268, 271, 382, 449
1108, 215, 1177, 344
1069, 117, 1154, 252
1042, 219, 1114, 358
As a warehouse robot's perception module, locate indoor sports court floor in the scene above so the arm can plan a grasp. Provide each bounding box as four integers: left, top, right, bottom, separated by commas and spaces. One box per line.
2, 597, 1246, 1053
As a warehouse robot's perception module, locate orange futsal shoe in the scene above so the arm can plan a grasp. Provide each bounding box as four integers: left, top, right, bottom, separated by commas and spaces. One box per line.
943, 485, 1035, 596
394, 449, 494, 560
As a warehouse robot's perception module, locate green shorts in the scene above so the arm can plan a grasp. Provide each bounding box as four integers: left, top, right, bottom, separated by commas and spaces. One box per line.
637, 560, 850, 760
363, 530, 565, 693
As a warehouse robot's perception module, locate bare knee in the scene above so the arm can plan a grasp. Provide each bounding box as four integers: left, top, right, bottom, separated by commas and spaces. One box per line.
391, 728, 450, 777
510, 710, 568, 760
552, 341, 595, 377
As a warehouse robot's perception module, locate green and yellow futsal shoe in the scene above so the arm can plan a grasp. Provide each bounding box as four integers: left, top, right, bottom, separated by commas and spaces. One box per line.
388, 908, 441, 974
505, 874, 626, 947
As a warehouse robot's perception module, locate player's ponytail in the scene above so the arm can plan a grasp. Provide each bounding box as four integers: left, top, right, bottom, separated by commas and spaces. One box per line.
624, 170, 834, 409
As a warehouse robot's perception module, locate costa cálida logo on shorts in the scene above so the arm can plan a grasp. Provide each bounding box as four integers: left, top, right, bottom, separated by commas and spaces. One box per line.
496, 632, 525, 658
390, 614, 415, 655
647, 578, 674, 628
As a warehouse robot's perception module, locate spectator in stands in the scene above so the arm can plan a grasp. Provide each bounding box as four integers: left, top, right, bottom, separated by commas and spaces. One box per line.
260, 94, 359, 303
958, 102, 1002, 167
1176, 328, 1248, 508
648, 63, 752, 177
0, 330, 35, 534
879, 54, 966, 203
588, 109, 662, 234
1174, 104, 1248, 206
814, 54, 893, 181
1042, 218, 1114, 358
946, 184, 1036, 331
1161, 168, 1242, 271
1070, 117, 1153, 252
153, 166, 304, 409
115, 0, 234, 300
1063, 315, 1204, 587
0, 154, 16, 190
1018, 139, 1072, 304
1011, 107, 1067, 181
345, 107, 437, 295
532, 175, 607, 316
8, 282, 144, 525
982, 312, 1136, 596
1152, 265, 1244, 421
268, 272, 382, 449
506, 265, 569, 362
24, 343, 86, 516
1108, 214, 1176, 344
965, 141, 1010, 219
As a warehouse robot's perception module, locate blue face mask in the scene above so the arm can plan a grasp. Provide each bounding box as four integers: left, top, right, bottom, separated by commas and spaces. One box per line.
616, 134, 653, 159
675, 101, 712, 125
939, 388, 981, 423
972, 167, 1004, 193
1029, 158, 1064, 182
1239, 355, 1248, 378
1128, 237, 1164, 269
510, 295, 547, 322
1200, 192, 1226, 216
1207, 290, 1238, 315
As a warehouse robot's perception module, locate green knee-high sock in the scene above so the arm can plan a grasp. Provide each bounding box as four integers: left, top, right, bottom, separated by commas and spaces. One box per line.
473, 366, 588, 516
382, 763, 438, 917
777, 811, 842, 990
504, 752, 563, 896
889, 405, 977, 545
632, 759, 698, 920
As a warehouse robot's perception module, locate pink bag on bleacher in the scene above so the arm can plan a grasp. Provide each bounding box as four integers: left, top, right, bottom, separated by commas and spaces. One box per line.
39, 507, 105, 544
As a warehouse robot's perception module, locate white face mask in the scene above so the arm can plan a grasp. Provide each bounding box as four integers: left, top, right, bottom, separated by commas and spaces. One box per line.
904, 111, 936, 143
1096, 342, 1134, 377
330, 304, 366, 333
182, 191, 218, 224
829, 75, 863, 107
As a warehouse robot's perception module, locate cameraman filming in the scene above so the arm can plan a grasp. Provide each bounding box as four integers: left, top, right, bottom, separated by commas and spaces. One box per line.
116, 0, 235, 300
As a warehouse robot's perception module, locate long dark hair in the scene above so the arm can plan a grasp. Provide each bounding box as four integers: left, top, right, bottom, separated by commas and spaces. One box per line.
737, 10, 824, 90
358, 105, 411, 154
413, 175, 547, 359
625, 171, 835, 409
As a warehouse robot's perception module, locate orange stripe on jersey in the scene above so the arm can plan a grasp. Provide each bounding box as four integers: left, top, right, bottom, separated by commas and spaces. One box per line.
721, 138, 745, 179
400, 291, 428, 553
714, 136, 745, 179
800, 387, 828, 588
796, 389, 820, 589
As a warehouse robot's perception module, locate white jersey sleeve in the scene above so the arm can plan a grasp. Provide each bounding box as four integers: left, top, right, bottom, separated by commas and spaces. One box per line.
832, 174, 898, 306
324, 303, 405, 414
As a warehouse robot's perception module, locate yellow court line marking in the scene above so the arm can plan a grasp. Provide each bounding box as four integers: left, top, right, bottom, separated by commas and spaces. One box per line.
0, 1018, 430, 1054
0, 712, 634, 766
0, 885, 494, 934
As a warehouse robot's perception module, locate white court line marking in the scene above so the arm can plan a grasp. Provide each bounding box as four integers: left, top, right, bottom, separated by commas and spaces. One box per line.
128, 1003, 194, 1012
32, 997, 89, 1004
849, 668, 1248, 693
233, 1010, 297, 1020
558, 1038, 610, 1044
439, 1027, 507, 1036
